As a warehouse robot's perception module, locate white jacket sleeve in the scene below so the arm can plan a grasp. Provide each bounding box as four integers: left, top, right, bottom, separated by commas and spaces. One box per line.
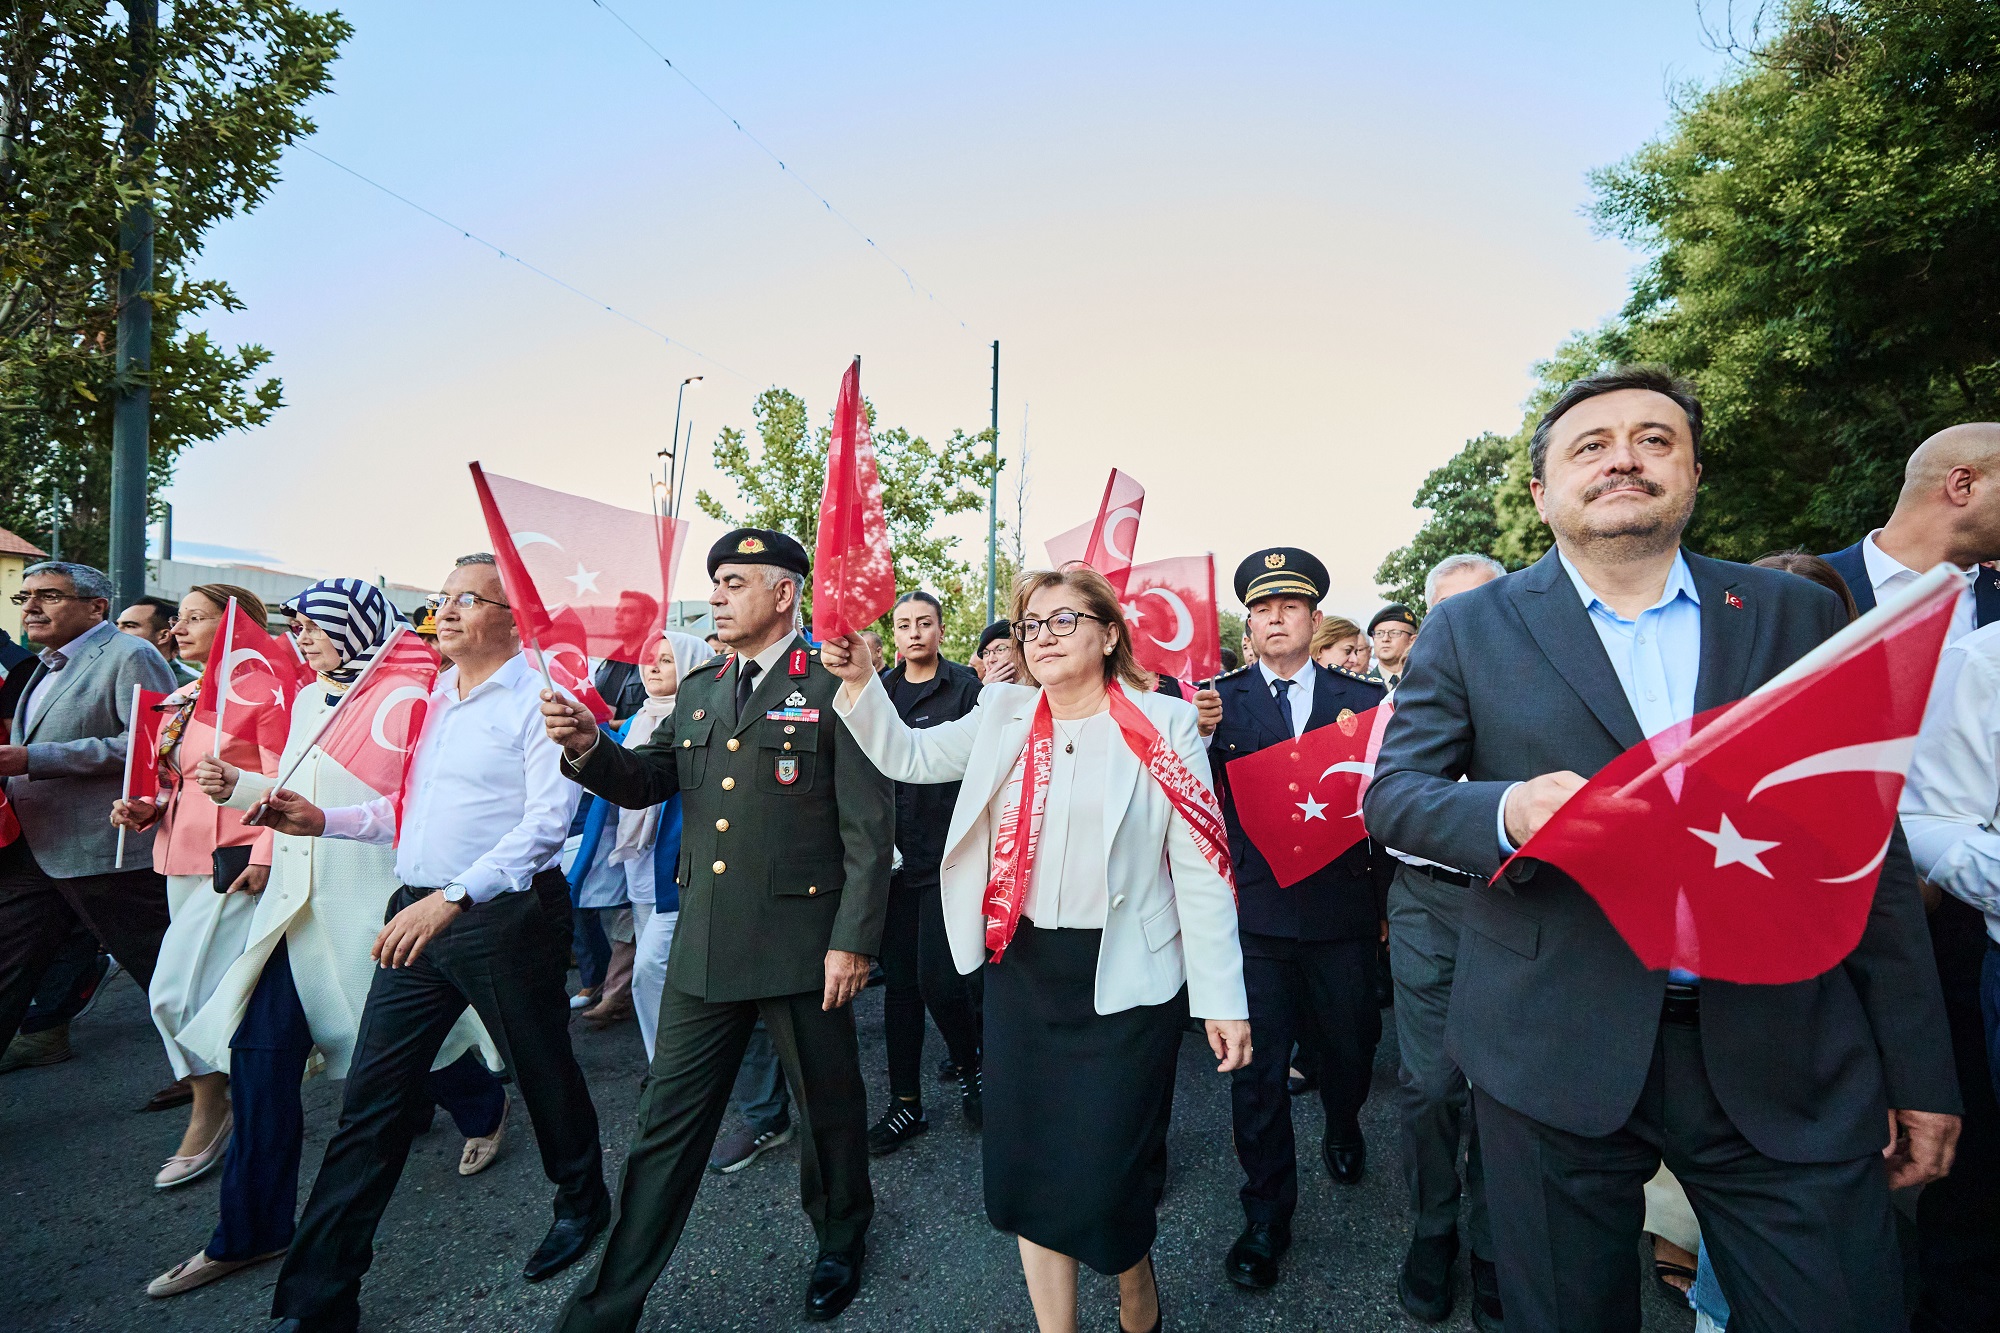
1159, 704, 1249, 1020
832, 671, 984, 784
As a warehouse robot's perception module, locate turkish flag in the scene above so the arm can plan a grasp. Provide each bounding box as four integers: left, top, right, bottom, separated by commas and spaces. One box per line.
469, 463, 686, 666
192, 600, 305, 765
0, 785, 17, 848
1508, 567, 1960, 984
313, 627, 440, 803
1228, 702, 1391, 886
1046, 468, 1146, 595
1123, 555, 1222, 685
120, 684, 176, 804
812, 357, 895, 640
542, 606, 612, 724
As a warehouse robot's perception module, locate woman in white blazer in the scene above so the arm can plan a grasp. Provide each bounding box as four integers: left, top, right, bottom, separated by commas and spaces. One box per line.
823, 566, 1249, 1333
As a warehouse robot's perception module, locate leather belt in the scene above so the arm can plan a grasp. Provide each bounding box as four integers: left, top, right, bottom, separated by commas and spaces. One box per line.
1661, 982, 1701, 1027
1412, 863, 1477, 889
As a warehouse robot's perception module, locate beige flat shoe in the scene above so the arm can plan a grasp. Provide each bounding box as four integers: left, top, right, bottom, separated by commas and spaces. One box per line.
146, 1246, 285, 1298
459, 1094, 509, 1176
154, 1110, 232, 1189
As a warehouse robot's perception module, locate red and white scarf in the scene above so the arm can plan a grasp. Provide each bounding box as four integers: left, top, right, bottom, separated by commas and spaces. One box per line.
982, 683, 1234, 961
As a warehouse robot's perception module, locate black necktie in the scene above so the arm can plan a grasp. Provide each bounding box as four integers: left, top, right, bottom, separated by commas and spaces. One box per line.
735, 659, 761, 717
1271, 677, 1292, 737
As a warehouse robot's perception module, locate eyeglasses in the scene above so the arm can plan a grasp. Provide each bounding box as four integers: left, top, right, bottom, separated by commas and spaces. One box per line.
427, 591, 511, 612
1013, 611, 1108, 641
1371, 626, 1414, 642
10, 589, 81, 607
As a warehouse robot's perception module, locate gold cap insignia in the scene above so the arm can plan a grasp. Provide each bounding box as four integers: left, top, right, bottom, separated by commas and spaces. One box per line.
1264, 552, 1285, 569
737, 536, 766, 554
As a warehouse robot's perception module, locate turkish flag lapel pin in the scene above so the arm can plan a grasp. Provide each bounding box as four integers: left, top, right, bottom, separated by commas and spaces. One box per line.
1725, 591, 1745, 610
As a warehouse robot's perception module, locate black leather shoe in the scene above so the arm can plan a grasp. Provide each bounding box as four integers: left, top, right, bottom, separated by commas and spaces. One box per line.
1397, 1231, 1458, 1323
805, 1246, 864, 1321
1223, 1219, 1292, 1289
524, 1198, 610, 1282
1469, 1254, 1504, 1332
1285, 1068, 1318, 1096
1323, 1135, 1365, 1184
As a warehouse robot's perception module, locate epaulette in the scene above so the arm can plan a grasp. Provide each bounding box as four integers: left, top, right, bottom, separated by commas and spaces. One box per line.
1214, 662, 1256, 682
1330, 665, 1384, 687
694, 654, 730, 674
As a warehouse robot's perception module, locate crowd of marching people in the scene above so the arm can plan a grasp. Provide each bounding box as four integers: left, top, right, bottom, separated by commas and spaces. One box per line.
5, 364, 2000, 1333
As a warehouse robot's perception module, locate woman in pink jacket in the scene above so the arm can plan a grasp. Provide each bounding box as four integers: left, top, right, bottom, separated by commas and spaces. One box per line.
111, 584, 286, 1190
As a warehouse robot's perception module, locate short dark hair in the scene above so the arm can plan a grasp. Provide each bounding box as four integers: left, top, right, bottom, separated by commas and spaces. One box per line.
1753, 549, 1859, 622
124, 595, 179, 628
454, 552, 497, 568
894, 590, 942, 615
1530, 364, 1703, 483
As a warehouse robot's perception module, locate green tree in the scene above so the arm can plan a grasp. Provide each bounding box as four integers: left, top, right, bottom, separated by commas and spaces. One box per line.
696, 387, 1001, 656
1374, 432, 1515, 612
1, 0, 349, 568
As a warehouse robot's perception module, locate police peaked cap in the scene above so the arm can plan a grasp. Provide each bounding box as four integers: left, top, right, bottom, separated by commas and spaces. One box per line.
707, 528, 811, 581
1234, 547, 1329, 606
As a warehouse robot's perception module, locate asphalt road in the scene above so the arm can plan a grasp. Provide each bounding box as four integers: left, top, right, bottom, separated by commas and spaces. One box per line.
3, 967, 1694, 1332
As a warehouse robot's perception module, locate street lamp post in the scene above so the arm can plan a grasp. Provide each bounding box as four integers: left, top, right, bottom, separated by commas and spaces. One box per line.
659, 374, 703, 520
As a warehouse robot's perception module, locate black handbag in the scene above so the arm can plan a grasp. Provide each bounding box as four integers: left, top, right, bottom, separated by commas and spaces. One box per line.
212, 842, 254, 894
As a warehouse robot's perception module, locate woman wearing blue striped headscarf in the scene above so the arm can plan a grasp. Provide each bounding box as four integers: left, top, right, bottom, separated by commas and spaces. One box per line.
139, 580, 510, 1301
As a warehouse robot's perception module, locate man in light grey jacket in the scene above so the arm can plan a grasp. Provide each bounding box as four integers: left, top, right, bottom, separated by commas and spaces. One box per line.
0, 561, 176, 1048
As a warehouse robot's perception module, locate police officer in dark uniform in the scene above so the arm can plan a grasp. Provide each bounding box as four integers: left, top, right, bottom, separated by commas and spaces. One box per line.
1209, 547, 1391, 1290
541, 529, 894, 1330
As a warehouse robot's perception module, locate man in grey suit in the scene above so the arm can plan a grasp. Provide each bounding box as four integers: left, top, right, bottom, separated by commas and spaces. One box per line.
0, 561, 176, 1047
1365, 366, 1962, 1332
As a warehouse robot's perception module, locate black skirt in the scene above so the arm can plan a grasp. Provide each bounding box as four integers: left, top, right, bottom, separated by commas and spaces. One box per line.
982, 920, 1187, 1275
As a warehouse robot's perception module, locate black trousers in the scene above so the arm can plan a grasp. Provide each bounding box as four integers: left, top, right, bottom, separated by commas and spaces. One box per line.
1477, 1018, 1904, 1333
272, 872, 607, 1326
1230, 933, 1379, 1225
557, 980, 873, 1333
880, 872, 981, 1100
0, 838, 168, 1047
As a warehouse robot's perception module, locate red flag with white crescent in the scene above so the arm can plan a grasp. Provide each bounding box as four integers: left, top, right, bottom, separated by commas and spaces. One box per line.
312, 628, 441, 803
1227, 701, 1391, 885
811, 357, 896, 640
1122, 554, 1221, 685
120, 684, 176, 805
192, 600, 305, 767
1506, 566, 1960, 984
1045, 468, 1146, 596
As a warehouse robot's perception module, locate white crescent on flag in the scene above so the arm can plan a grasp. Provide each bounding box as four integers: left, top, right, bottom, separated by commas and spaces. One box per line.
1139, 587, 1194, 652
1318, 760, 1375, 817
1101, 507, 1142, 564
511, 531, 562, 551
1745, 737, 1917, 799
370, 686, 429, 754
219, 647, 271, 707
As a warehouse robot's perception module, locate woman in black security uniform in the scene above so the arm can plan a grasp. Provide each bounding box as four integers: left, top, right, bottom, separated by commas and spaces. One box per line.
822, 566, 1250, 1333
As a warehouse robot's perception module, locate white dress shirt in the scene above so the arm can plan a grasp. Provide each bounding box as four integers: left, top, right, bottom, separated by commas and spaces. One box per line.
321, 654, 580, 901
1861, 529, 1979, 644
24, 619, 116, 728
1901, 620, 2000, 943
1258, 660, 1314, 739
1023, 711, 1112, 929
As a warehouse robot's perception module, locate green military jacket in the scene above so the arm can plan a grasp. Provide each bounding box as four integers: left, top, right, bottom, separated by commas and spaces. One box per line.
567, 633, 894, 1003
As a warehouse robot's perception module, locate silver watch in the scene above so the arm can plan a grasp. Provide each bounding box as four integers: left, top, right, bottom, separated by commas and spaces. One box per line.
441, 883, 471, 908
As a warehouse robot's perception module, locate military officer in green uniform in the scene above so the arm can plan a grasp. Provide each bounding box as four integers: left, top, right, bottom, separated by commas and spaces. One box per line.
541, 528, 893, 1330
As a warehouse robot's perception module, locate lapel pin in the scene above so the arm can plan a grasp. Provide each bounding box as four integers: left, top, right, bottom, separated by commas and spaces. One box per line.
1725, 591, 1745, 610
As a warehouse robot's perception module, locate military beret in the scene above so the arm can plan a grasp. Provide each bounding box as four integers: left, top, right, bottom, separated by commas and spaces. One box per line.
1234, 547, 1329, 606
707, 528, 810, 581
1368, 603, 1418, 634
976, 619, 1012, 654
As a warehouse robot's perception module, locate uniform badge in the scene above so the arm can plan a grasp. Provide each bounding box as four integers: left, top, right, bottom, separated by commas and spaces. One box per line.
692, 708, 705, 720
787, 648, 809, 677
715, 655, 735, 680
737, 536, 766, 554
1264, 552, 1286, 569
784, 690, 808, 707
775, 756, 799, 785
1336, 708, 1358, 736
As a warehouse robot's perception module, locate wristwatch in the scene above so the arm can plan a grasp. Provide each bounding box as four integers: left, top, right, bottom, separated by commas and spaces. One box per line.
441, 883, 472, 910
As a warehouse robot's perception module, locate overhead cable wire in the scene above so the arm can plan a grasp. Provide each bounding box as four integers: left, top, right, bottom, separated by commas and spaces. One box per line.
584, 0, 978, 338
299, 144, 754, 382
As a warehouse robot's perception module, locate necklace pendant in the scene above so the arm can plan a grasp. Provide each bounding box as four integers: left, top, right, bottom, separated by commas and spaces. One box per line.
1065, 741, 1074, 754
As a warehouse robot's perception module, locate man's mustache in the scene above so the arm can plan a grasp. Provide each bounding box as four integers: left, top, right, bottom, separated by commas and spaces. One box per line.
1583, 476, 1666, 501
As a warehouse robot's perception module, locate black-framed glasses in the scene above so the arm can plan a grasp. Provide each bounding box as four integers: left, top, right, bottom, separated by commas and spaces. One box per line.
10, 589, 81, 607
1013, 611, 1108, 641
427, 591, 511, 612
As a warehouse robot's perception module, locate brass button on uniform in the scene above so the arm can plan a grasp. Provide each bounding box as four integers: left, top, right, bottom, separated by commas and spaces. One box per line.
783, 742, 793, 751
715, 818, 729, 832
808, 886, 818, 896
726, 738, 741, 752
712, 860, 726, 874
682, 739, 691, 748
721, 776, 735, 790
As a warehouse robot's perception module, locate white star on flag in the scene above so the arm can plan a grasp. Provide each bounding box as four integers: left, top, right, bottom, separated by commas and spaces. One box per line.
565, 563, 602, 597
1297, 793, 1328, 822
1687, 814, 1781, 879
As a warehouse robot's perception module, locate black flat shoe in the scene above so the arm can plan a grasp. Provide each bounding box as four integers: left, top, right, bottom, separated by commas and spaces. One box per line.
523, 1198, 609, 1282
1120, 1252, 1163, 1333
1285, 1067, 1318, 1096
866, 1103, 928, 1156
1470, 1254, 1505, 1332
804, 1246, 864, 1321
1223, 1220, 1292, 1289
1323, 1135, 1365, 1184
1397, 1231, 1458, 1323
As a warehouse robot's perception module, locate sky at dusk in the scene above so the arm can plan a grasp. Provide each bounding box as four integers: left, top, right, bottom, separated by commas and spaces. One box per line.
166, 0, 1735, 620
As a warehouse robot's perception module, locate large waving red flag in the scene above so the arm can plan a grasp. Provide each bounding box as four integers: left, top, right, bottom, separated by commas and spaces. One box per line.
812, 357, 895, 640
1507, 566, 1960, 984
1228, 701, 1392, 885
193, 599, 306, 764
312, 628, 440, 807
1123, 554, 1221, 685
119, 683, 176, 805
1045, 469, 1146, 595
